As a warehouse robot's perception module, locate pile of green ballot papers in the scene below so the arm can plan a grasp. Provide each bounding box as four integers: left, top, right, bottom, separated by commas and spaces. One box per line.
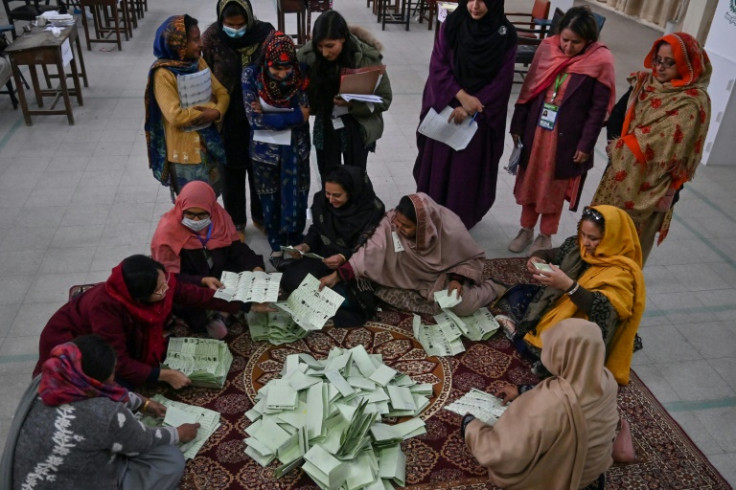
243, 345, 433, 490
412, 301, 500, 357
162, 337, 233, 389
247, 310, 308, 345
139, 394, 221, 460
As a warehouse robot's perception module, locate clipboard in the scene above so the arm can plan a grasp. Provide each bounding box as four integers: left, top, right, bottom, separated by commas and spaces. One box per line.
339, 65, 386, 95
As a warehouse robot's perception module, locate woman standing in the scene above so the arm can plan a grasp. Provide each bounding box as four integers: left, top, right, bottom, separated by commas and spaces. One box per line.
507, 6, 615, 255
298, 11, 392, 179
413, 0, 516, 229
145, 15, 229, 200
591, 33, 711, 263
242, 32, 311, 266
201, 0, 274, 234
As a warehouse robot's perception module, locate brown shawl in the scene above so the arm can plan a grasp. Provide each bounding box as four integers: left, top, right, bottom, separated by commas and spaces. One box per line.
591, 32, 711, 244
465, 319, 619, 489
348, 193, 485, 299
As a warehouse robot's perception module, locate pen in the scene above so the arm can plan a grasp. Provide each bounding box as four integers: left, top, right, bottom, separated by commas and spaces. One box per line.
468, 111, 479, 126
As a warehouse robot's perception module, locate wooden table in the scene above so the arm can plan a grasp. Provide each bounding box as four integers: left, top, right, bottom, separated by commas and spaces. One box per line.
5, 24, 88, 125
276, 0, 307, 46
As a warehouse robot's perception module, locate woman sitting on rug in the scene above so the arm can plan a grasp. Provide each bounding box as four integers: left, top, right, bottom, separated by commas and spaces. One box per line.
3, 335, 199, 490
463, 319, 619, 490
497, 205, 645, 385
319, 193, 503, 317
34, 255, 271, 390
282, 166, 385, 326
151, 181, 266, 339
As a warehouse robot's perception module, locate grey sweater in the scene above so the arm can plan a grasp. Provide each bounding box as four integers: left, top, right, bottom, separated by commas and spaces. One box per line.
13, 394, 178, 490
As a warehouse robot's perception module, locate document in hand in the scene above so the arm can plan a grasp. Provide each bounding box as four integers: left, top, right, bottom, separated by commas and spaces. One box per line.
275, 274, 344, 331
444, 388, 508, 426
162, 337, 233, 389
214, 270, 282, 303
177, 68, 213, 132
338, 65, 386, 103
504, 140, 524, 175
418, 106, 478, 151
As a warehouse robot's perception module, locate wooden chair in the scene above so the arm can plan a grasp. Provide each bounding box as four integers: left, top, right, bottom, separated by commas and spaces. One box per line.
1, 0, 60, 38
277, 0, 307, 46
0, 25, 19, 108
508, 0, 552, 82
79, 0, 132, 51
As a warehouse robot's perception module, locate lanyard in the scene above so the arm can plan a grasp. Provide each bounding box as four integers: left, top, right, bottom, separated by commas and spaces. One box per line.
551, 73, 568, 103
195, 223, 213, 250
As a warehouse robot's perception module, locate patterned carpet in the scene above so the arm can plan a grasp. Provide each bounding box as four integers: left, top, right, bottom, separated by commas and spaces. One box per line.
140, 258, 731, 489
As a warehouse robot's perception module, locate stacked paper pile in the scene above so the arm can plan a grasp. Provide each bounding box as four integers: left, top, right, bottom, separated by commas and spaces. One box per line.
247, 310, 308, 345
444, 388, 508, 426
162, 337, 233, 389
243, 345, 432, 489
140, 394, 221, 459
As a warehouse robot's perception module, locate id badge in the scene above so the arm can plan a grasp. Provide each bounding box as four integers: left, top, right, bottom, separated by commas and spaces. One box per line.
332, 116, 345, 130
391, 231, 405, 252
538, 103, 559, 130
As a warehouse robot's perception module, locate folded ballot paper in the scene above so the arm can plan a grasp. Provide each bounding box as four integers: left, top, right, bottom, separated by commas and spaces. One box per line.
247, 309, 308, 345
243, 345, 432, 489
162, 337, 233, 389
444, 388, 508, 426
139, 395, 221, 460
214, 270, 282, 303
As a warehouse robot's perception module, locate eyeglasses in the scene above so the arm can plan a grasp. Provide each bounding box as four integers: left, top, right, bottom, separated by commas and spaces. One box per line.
152, 273, 171, 298
183, 210, 211, 220
651, 56, 676, 69
582, 206, 605, 224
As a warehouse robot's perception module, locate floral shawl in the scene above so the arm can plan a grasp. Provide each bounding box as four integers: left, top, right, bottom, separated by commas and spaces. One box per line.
591, 32, 711, 243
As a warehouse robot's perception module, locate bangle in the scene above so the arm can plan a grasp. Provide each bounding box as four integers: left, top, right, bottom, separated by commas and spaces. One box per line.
566, 281, 580, 296
141, 399, 150, 413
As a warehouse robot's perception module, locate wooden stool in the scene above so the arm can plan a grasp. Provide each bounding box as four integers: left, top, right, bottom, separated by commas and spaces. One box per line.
79, 0, 132, 51
277, 0, 307, 46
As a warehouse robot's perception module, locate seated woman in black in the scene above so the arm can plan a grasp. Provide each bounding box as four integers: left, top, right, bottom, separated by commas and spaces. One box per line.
282, 166, 384, 326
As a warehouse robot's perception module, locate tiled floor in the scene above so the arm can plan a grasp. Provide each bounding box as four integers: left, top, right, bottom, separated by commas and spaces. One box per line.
1, 0, 735, 484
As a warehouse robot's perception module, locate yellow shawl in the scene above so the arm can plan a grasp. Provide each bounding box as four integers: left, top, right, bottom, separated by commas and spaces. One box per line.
524, 205, 646, 384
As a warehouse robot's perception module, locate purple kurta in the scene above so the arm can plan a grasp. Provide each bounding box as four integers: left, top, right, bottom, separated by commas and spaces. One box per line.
413, 23, 516, 229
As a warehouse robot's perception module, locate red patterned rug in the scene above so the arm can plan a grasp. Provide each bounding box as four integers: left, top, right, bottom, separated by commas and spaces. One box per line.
139, 258, 731, 489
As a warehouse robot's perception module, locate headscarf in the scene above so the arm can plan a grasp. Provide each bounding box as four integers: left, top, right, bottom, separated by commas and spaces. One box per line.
104, 261, 177, 365
348, 193, 485, 298
525, 205, 646, 384
517, 35, 617, 115
38, 343, 130, 407
464, 319, 618, 489
591, 33, 711, 243
311, 166, 385, 257
257, 31, 308, 107
444, 0, 517, 93
151, 181, 240, 273
215, 0, 273, 56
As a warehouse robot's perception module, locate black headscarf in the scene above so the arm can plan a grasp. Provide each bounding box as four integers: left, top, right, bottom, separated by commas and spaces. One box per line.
215, 0, 273, 52
444, 0, 517, 93
311, 166, 385, 257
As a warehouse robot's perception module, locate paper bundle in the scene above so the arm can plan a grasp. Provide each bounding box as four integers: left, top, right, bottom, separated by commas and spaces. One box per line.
244, 345, 432, 489
443, 388, 508, 426
162, 337, 233, 389
139, 395, 221, 459
247, 310, 308, 345
214, 270, 282, 303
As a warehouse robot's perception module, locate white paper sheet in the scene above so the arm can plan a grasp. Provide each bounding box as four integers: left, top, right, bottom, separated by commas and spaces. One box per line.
418, 106, 478, 151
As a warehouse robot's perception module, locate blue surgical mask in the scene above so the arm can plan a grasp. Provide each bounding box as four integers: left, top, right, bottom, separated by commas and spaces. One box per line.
181, 217, 211, 232
222, 25, 246, 39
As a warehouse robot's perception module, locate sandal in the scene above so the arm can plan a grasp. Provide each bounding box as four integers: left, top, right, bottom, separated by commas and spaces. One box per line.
495, 314, 517, 340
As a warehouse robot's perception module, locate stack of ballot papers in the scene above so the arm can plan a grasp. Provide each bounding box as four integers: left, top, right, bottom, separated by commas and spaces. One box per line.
247, 310, 308, 345
214, 270, 282, 303
139, 395, 221, 459
411, 290, 501, 357
275, 274, 344, 332
444, 388, 508, 426
162, 337, 233, 389
243, 345, 433, 489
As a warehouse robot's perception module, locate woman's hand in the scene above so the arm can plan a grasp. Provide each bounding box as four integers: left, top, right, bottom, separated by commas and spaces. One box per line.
319, 271, 340, 291
289, 243, 310, 259
250, 100, 262, 113
300, 105, 310, 121
447, 107, 470, 125
143, 398, 167, 418
448, 279, 463, 297
526, 256, 546, 274
177, 423, 201, 443
191, 107, 220, 126
495, 385, 520, 406
159, 368, 192, 390
456, 90, 484, 115
251, 302, 277, 313
605, 139, 617, 157
201, 276, 223, 290
573, 150, 590, 164
253, 267, 265, 272
323, 254, 346, 270
532, 263, 575, 291
333, 96, 351, 108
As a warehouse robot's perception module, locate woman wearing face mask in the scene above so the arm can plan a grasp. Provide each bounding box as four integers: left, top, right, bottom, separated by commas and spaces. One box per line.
242, 31, 311, 268
297, 10, 393, 179
33, 255, 270, 390
151, 181, 266, 339
202, 0, 274, 236
319, 193, 504, 317
507, 6, 616, 256
591, 33, 711, 264
145, 14, 230, 200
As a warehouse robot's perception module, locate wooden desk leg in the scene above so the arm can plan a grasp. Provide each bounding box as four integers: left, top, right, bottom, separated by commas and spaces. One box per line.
10, 62, 32, 125
69, 56, 83, 106
55, 59, 74, 125
73, 34, 89, 88
28, 65, 43, 108
277, 8, 285, 33
81, 4, 92, 51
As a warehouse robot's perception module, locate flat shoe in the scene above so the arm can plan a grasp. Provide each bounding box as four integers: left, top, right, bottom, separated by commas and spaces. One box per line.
508, 228, 534, 253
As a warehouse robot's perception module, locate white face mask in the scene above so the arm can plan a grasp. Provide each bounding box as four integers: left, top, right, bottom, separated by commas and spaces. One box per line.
181, 217, 211, 232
